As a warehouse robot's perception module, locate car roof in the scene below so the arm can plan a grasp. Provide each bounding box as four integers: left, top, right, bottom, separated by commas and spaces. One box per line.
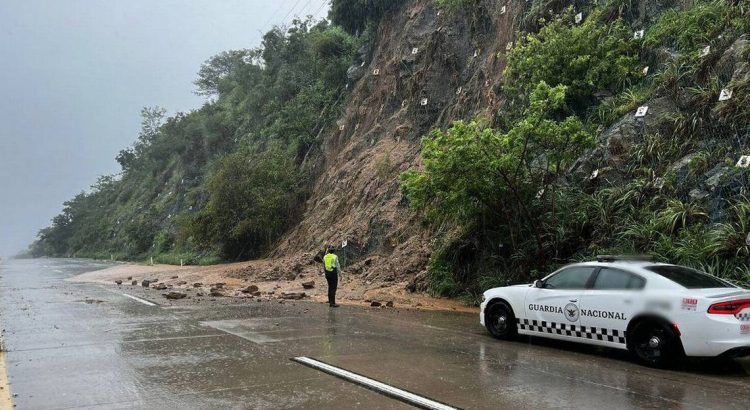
573, 260, 670, 269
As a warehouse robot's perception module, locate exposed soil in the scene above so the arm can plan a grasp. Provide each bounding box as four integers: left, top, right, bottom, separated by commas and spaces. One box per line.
69, 261, 477, 313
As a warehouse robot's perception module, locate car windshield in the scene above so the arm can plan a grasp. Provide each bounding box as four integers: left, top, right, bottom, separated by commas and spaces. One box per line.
645, 265, 734, 289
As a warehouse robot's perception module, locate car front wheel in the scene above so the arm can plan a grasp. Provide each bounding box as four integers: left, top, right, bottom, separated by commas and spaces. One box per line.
485, 301, 517, 340
629, 320, 682, 368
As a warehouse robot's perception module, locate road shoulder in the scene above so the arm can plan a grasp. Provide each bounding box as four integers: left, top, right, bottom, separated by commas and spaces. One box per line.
0, 349, 12, 409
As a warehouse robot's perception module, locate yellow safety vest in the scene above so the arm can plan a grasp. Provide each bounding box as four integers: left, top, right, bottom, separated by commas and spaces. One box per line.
324, 253, 338, 272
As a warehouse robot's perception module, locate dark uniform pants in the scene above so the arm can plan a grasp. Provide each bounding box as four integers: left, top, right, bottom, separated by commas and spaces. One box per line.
324, 270, 338, 305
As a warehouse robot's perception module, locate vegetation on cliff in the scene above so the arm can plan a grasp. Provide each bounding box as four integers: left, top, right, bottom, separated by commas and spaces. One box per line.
403, 0, 750, 299
30, 18, 358, 262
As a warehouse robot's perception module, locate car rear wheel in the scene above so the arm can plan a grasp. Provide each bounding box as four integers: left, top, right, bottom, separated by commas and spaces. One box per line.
485, 301, 517, 340
629, 320, 682, 368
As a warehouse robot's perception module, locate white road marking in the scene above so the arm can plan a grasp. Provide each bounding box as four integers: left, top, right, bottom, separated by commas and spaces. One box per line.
121, 293, 156, 306
292, 357, 460, 410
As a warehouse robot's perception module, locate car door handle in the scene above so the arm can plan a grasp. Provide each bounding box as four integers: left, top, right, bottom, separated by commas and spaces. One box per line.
569, 299, 578, 303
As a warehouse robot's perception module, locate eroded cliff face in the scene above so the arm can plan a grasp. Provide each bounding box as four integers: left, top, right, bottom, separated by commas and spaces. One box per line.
274, 0, 518, 285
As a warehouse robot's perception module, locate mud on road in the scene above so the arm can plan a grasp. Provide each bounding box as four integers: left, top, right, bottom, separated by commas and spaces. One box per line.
2, 258, 750, 410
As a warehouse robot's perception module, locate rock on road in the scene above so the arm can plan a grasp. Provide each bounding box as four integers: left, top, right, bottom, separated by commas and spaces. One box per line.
0, 258, 749, 409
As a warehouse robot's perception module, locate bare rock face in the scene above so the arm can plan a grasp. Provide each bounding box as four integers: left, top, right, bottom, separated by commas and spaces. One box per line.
570, 96, 679, 186
301, 281, 315, 289
716, 35, 748, 83
280, 292, 306, 300
163, 292, 186, 300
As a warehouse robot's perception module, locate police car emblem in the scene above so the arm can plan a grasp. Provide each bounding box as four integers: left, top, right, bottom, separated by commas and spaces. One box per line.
564, 303, 579, 322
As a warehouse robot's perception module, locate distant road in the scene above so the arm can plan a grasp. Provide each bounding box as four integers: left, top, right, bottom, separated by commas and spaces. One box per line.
1, 258, 749, 409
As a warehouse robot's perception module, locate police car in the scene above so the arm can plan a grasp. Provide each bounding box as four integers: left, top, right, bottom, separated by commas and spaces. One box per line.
480, 256, 750, 367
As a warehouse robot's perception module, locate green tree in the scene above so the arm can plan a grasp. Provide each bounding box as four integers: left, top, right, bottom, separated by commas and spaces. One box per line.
505, 8, 639, 111
402, 82, 594, 266
330, 0, 404, 35
191, 146, 307, 259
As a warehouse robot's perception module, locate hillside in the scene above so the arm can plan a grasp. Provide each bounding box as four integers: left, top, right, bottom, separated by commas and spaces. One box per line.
30, 0, 750, 302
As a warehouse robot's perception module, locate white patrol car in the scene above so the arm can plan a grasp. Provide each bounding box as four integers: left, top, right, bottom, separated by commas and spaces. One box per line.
480, 256, 750, 367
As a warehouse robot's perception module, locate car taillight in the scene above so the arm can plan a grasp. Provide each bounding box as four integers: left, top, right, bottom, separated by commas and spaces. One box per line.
707, 299, 750, 315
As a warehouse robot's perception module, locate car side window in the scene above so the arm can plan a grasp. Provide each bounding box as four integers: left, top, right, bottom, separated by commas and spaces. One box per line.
544, 267, 595, 290
593, 268, 645, 290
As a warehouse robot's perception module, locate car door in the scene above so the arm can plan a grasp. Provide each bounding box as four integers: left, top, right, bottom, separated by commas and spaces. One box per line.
579, 267, 645, 349
522, 266, 596, 339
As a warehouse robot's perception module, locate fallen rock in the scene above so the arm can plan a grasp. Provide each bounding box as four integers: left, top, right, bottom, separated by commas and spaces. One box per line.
370, 301, 382, 307
141, 280, 151, 287
131, 280, 138, 286
196, 292, 205, 297
170, 275, 179, 279
210, 288, 225, 297
163, 291, 186, 300
385, 301, 394, 308
252, 291, 262, 297
280, 292, 306, 300
127, 276, 133, 280
301, 281, 315, 289
115, 280, 122, 285
193, 283, 203, 287
241, 285, 260, 294
176, 281, 187, 286
152, 283, 168, 290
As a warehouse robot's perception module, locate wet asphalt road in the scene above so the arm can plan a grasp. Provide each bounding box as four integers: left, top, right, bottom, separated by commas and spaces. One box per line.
1, 259, 750, 409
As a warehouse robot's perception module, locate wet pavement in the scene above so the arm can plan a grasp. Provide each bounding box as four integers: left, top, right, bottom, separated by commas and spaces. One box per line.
1, 258, 749, 409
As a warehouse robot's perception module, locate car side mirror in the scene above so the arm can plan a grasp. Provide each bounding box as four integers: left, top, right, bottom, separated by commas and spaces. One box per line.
534, 280, 544, 288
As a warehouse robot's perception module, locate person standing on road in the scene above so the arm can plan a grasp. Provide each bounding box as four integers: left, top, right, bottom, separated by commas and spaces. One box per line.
323, 245, 340, 308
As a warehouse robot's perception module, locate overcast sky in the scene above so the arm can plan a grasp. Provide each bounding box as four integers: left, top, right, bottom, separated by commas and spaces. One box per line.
0, 0, 330, 258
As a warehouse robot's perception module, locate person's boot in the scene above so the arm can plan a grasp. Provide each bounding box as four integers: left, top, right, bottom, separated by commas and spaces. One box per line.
330, 304, 340, 308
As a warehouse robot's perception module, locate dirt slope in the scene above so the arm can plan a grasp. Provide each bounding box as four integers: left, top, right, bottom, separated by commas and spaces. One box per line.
270, 0, 517, 290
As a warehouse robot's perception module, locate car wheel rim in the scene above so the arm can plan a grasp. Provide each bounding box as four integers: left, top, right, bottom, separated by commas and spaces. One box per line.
636, 328, 667, 361
491, 307, 508, 334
